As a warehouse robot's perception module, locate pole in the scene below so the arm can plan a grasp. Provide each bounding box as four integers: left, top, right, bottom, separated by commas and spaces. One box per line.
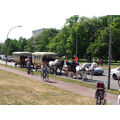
108, 15, 113, 89
5, 26, 22, 66
76, 33, 78, 56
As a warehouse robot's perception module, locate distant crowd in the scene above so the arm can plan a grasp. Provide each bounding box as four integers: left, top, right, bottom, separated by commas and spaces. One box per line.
94, 58, 103, 66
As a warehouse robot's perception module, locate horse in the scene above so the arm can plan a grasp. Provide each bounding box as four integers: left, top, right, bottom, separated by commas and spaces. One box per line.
62, 60, 79, 78
75, 63, 88, 80
48, 59, 64, 75
20, 55, 28, 68
76, 63, 95, 80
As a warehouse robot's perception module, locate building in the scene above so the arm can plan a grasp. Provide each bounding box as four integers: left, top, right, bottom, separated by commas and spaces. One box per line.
32, 28, 46, 37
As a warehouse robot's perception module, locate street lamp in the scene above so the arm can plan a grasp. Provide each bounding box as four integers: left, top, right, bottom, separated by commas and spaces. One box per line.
75, 32, 78, 57
108, 15, 113, 89
5, 25, 22, 66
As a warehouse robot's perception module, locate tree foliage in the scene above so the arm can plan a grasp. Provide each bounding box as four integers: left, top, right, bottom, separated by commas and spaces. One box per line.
1, 15, 120, 61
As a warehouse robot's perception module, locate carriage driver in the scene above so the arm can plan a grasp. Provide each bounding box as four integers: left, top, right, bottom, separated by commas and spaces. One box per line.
41, 62, 48, 80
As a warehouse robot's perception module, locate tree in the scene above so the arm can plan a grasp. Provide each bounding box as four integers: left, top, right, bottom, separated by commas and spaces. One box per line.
18, 37, 27, 51
33, 28, 59, 52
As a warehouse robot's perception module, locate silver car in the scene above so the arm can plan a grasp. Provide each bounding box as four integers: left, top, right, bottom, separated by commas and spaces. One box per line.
83, 63, 104, 75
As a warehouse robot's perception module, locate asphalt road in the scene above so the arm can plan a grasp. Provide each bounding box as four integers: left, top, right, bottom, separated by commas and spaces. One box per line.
0, 59, 119, 90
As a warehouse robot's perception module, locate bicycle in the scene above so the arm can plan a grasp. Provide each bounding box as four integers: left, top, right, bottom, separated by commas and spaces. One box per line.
41, 70, 49, 82
95, 81, 107, 105
96, 91, 107, 105
96, 91, 104, 105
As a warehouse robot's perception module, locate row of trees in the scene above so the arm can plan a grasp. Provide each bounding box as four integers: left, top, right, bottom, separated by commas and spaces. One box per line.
0, 15, 120, 61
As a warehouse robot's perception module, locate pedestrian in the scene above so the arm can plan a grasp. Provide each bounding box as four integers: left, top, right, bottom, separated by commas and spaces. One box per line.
118, 90, 120, 105
27, 59, 32, 74
101, 58, 103, 66
97, 58, 99, 66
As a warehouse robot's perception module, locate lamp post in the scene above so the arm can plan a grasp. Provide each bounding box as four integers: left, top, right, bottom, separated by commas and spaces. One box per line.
5, 25, 22, 66
75, 32, 78, 57
108, 15, 113, 89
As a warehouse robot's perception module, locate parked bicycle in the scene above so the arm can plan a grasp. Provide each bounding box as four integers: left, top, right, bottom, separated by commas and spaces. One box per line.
95, 81, 107, 105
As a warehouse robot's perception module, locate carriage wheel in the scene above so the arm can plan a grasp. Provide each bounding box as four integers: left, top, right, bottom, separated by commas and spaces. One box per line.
15, 63, 17, 67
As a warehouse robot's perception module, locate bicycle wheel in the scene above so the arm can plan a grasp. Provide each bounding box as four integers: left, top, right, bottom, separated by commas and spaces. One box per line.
46, 73, 49, 82
103, 99, 107, 105
44, 72, 49, 82
96, 96, 101, 105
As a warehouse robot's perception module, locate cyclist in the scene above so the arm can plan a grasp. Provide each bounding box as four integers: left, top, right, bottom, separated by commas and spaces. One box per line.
95, 81, 106, 105
41, 62, 48, 81
95, 81, 105, 99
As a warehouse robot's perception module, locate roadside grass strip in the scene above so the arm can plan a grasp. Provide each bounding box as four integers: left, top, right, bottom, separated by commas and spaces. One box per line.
0, 63, 119, 95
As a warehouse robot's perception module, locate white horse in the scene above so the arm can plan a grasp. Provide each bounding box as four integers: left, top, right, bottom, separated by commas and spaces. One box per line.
76, 62, 97, 80
76, 63, 88, 80
49, 59, 64, 74
85, 62, 97, 80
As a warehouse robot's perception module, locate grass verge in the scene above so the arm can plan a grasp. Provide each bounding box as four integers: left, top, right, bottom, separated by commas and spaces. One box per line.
0, 69, 95, 105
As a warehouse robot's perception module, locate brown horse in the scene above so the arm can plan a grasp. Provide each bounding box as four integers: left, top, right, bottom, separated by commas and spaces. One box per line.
48, 59, 64, 75
63, 60, 77, 78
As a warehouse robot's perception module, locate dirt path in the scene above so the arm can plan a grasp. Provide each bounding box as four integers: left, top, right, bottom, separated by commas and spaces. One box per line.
0, 65, 118, 105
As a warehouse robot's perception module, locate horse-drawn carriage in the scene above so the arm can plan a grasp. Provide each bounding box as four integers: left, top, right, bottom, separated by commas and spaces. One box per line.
32, 52, 57, 71
12, 52, 32, 68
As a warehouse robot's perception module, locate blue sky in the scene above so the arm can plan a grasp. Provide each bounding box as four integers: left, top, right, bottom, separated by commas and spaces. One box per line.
0, 0, 119, 43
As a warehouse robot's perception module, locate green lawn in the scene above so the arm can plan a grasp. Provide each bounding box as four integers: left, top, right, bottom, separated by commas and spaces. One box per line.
0, 69, 95, 105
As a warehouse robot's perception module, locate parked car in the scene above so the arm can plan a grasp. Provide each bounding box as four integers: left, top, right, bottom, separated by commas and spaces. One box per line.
111, 67, 120, 80
0, 55, 6, 60
81, 63, 104, 75
7, 56, 14, 62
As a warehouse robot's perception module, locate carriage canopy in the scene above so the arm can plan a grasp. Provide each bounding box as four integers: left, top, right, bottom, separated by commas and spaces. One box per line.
32, 52, 57, 66
32, 52, 57, 56
12, 52, 32, 65
12, 52, 31, 55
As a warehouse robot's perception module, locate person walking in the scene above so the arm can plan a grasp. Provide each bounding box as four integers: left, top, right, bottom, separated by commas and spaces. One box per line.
97, 58, 99, 66
27, 59, 32, 74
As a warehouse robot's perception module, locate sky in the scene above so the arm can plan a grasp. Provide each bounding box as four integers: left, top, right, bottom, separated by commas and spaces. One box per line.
0, 0, 119, 43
